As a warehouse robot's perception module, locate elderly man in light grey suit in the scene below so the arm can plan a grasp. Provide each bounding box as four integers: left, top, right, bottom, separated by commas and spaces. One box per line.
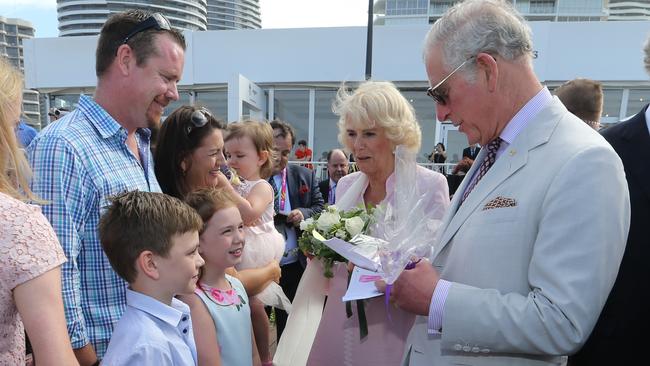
378, 1, 631, 365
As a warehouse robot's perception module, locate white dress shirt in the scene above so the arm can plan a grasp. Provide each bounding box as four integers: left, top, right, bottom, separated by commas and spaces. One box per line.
102, 289, 197, 366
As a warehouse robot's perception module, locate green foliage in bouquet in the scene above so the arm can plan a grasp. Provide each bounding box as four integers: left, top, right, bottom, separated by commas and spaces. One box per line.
298, 205, 374, 278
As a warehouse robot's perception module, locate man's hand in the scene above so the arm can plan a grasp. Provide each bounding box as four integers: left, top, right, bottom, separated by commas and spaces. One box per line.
375, 259, 440, 316
286, 209, 304, 225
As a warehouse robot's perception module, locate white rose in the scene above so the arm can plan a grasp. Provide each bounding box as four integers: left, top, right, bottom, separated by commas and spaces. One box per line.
299, 217, 314, 231
335, 229, 346, 239
345, 216, 365, 237
327, 205, 338, 213
316, 211, 340, 232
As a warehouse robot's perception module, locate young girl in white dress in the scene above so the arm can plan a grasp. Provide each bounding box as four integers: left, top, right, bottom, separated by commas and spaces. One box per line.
220, 120, 289, 366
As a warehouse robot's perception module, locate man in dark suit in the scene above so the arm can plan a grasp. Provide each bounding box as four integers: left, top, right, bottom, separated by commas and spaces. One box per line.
570, 69, 650, 364
318, 148, 349, 205
462, 143, 481, 160
269, 119, 324, 338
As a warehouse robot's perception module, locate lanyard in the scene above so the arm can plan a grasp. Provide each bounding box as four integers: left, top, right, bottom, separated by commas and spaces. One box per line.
279, 167, 287, 212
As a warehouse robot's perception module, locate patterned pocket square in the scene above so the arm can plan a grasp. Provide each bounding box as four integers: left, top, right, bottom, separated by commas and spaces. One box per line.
482, 196, 517, 210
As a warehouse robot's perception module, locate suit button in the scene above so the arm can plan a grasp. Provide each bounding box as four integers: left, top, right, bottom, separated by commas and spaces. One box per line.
481, 348, 490, 354
462, 346, 471, 352
454, 344, 463, 351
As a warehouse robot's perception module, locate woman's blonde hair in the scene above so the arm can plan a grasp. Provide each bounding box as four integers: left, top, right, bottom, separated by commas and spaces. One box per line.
0, 57, 35, 200
224, 119, 276, 179
333, 81, 421, 153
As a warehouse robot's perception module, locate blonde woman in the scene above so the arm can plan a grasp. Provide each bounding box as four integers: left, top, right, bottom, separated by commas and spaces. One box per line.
306, 81, 450, 365
0, 58, 78, 365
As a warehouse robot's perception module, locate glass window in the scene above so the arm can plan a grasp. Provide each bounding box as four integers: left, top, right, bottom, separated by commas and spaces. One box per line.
602, 89, 623, 119
313, 90, 341, 164
273, 90, 310, 152
195, 90, 228, 122
401, 91, 438, 163
50, 94, 80, 111
163, 91, 191, 117
626, 89, 650, 117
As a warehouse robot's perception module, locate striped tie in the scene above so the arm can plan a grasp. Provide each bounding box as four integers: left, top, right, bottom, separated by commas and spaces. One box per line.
461, 138, 502, 203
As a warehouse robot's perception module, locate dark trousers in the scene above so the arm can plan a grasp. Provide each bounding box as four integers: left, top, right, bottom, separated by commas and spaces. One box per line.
275, 261, 305, 339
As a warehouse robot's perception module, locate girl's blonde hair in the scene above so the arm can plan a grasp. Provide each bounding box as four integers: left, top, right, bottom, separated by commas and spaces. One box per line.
0, 57, 35, 201
224, 120, 275, 179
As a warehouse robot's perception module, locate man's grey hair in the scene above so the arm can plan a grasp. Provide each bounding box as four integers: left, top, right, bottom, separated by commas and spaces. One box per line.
643, 35, 650, 74
424, 0, 534, 82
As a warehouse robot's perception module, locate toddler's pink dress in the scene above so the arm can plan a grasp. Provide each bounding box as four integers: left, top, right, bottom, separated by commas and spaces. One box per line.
235, 179, 290, 310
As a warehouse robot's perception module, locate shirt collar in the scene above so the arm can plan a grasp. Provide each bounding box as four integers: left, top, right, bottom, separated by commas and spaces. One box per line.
329, 178, 337, 187
499, 87, 553, 145
78, 95, 151, 141
125, 288, 189, 328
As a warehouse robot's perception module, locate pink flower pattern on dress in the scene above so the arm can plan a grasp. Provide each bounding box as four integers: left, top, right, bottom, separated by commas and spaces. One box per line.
198, 281, 245, 311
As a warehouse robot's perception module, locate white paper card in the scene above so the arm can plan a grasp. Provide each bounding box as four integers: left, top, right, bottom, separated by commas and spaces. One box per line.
342, 267, 384, 302
313, 230, 381, 272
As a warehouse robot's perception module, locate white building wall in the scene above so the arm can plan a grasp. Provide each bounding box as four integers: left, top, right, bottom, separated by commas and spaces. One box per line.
24, 21, 650, 90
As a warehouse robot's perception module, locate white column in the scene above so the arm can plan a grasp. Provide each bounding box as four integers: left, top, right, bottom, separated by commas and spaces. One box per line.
308, 89, 315, 149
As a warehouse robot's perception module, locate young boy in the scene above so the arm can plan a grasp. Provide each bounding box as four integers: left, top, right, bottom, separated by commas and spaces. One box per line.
100, 191, 205, 365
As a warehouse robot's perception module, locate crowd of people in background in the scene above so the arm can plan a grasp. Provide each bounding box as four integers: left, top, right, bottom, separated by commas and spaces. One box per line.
2, 1, 648, 366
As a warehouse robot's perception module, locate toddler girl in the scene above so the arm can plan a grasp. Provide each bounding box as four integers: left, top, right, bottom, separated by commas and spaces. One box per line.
221, 120, 290, 365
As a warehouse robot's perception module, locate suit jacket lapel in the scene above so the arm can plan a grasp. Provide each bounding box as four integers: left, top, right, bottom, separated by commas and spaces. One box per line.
433, 99, 564, 260
618, 106, 650, 200
287, 165, 300, 208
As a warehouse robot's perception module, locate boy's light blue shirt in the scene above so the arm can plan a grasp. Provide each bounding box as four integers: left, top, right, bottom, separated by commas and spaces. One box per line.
102, 289, 197, 366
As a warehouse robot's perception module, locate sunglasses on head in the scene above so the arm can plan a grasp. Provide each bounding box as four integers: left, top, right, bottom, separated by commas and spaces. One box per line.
426, 55, 476, 106
122, 13, 172, 44
185, 108, 212, 135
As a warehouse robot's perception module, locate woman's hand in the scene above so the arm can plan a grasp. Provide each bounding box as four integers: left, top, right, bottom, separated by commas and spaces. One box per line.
266, 260, 282, 284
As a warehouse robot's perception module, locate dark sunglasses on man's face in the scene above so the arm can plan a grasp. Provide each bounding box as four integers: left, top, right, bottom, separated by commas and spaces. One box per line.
185, 108, 212, 135
426, 55, 476, 106
122, 13, 172, 44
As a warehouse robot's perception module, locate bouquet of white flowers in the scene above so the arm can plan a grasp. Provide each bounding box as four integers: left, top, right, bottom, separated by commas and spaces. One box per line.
298, 205, 373, 278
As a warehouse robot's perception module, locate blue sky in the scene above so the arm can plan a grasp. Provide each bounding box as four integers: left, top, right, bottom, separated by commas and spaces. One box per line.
0, 0, 370, 38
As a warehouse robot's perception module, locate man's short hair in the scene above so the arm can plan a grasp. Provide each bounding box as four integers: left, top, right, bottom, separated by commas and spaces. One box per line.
95, 10, 186, 78
554, 78, 603, 124
327, 148, 348, 162
100, 190, 202, 283
270, 119, 296, 147
424, 0, 534, 81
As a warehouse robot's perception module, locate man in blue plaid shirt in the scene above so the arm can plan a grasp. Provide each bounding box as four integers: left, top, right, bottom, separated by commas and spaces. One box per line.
28, 10, 186, 365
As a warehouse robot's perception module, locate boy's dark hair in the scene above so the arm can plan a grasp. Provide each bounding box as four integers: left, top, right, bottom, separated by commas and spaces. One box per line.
269, 119, 296, 147
100, 190, 202, 283
96, 9, 186, 77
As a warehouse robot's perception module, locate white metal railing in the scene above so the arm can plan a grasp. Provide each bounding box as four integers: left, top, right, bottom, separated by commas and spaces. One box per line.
288, 161, 457, 182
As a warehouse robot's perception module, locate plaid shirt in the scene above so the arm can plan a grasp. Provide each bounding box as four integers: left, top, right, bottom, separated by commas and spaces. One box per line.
27, 95, 160, 357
